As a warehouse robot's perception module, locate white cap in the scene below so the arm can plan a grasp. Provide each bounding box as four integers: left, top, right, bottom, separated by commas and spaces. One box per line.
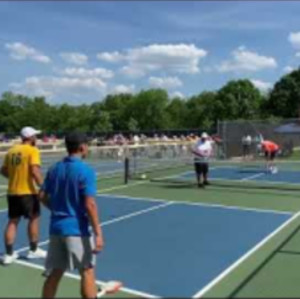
20, 126, 41, 138
201, 132, 209, 139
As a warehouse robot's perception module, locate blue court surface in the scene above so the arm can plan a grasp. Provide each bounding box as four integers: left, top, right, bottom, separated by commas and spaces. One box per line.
180, 166, 300, 185
0, 194, 292, 297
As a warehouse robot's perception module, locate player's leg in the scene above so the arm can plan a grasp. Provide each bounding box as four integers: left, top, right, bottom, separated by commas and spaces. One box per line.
203, 163, 210, 185
242, 145, 246, 160
67, 236, 97, 298
270, 151, 278, 173
80, 267, 98, 299
26, 195, 46, 258
264, 151, 271, 171
42, 268, 64, 298
246, 145, 250, 160
2, 196, 21, 264
194, 162, 201, 187
42, 236, 67, 298
3, 218, 20, 263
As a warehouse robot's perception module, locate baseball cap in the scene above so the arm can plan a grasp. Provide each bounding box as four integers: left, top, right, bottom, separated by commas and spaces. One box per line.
201, 132, 209, 139
20, 127, 41, 138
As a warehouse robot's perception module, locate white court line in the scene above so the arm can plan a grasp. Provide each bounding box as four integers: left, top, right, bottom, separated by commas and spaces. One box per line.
14, 259, 159, 299
210, 176, 300, 187
241, 173, 265, 181
99, 193, 293, 216
98, 180, 146, 193
171, 167, 300, 187
15, 201, 173, 254
192, 211, 300, 298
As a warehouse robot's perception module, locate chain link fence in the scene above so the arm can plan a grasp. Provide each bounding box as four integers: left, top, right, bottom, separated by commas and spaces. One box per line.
217, 118, 300, 159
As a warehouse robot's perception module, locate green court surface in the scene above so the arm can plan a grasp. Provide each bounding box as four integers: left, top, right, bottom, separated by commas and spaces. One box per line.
1, 174, 300, 298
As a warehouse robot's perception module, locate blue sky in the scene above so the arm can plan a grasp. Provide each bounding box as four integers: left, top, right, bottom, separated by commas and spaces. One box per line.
0, 1, 300, 104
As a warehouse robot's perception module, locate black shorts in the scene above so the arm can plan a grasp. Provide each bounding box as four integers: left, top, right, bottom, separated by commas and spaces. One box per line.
7, 195, 40, 219
265, 150, 277, 160
194, 162, 209, 176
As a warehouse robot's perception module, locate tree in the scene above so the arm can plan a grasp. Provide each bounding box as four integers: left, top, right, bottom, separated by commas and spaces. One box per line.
166, 98, 188, 129
127, 117, 139, 132
129, 89, 170, 130
93, 111, 113, 133
185, 92, 217, 129
102, 93, 133, 130
266, 67, 300, 118
215, 80, 262, 120
90, 102, 113, 133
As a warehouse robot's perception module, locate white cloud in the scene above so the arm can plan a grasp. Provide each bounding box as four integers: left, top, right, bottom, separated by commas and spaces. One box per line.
61, 67, 114, 79
288, 32, 300, 49
10, 76, 107, 98
170, 91, 185, 99
149, 76, 183, 89
250, 79, 272, 92
217, 46, 277, 72
283, 65, 294, 73
296, 52, 300, 58
60, 52, 88, 65
110, 84, 135, 94
114, 44, 207, 78
119, 66, 146, 78
97, 51, 124, 63
5, 42, 51, 64
126, 44, 207, 76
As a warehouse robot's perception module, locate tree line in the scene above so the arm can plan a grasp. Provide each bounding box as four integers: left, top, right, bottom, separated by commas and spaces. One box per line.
0, 67, 299, 136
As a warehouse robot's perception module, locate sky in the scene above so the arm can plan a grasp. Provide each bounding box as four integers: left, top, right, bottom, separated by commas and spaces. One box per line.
0, 1, 300, 105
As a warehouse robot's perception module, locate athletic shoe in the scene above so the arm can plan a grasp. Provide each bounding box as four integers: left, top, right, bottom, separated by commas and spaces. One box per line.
97, 287, 104, 298
2, 252, 19, 265
198, 183, 204, 188
27, 248, 47, 259
204, 181, 210, 186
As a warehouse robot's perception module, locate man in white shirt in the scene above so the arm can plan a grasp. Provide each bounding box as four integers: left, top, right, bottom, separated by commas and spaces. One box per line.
192, 132, 213, 188
133, 135, 140, 145
242, 135, 252, 159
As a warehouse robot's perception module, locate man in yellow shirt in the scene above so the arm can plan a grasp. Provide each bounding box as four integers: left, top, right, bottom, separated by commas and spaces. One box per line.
1, 126, 46, 265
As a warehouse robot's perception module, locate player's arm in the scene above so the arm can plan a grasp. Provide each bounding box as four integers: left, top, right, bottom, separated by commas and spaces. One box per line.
83, 169, 104, 253
39, 190, 50, 209
30, 148, 43, 187
191, 144, 205, 157
192, 150, 205, 157
85, 195, 104, 252
31, 165, 43, 187
38, 170, 51, 209
1, 154, 9, 179
1, 166, 8, 178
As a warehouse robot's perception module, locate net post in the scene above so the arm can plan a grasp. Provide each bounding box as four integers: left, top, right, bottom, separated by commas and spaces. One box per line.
124, 157, 129, 184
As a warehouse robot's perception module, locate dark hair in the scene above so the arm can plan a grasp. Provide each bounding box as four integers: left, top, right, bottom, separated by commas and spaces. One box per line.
65, 132, 88, 154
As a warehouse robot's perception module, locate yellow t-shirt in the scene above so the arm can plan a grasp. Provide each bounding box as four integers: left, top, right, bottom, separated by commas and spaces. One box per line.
3, 144, 41, 195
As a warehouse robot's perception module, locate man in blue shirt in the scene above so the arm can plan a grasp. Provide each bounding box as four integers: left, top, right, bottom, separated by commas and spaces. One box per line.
39, 132, 104, 299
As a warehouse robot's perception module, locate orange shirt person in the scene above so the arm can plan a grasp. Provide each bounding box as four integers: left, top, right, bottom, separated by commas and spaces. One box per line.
261, 140, 279, 173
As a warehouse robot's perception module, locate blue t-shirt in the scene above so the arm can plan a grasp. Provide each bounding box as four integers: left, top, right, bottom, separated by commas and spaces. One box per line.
42, 156, 97, 236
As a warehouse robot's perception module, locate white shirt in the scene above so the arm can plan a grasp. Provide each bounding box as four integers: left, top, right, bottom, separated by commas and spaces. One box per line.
133, 135, 140, 145
193, 139, 213, 162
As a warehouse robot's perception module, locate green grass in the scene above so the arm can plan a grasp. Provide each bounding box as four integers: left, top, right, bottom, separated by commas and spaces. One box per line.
0, 262, 133, 298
